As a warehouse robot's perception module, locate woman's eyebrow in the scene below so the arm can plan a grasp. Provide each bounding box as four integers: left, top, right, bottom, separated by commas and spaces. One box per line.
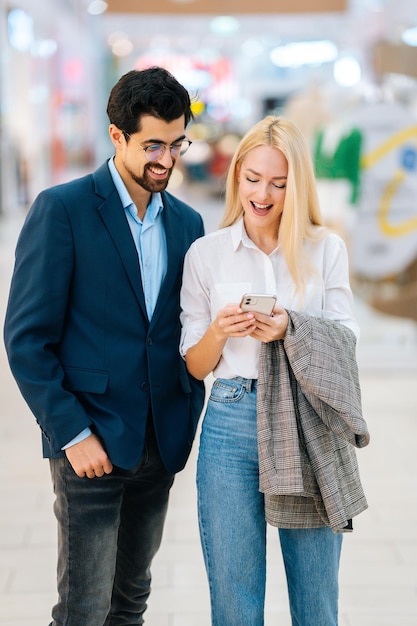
245, 167, 287, 180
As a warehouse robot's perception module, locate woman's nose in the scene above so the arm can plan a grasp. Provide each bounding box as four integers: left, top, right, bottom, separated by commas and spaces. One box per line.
258, 183, 271, 200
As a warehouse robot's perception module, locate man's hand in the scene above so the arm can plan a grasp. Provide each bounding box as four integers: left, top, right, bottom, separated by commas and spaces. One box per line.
65, 433, 113, 478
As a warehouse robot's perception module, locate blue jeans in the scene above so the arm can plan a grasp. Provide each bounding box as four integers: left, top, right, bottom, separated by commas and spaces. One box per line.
49, 419, 174, 626
197, 377, 343, 626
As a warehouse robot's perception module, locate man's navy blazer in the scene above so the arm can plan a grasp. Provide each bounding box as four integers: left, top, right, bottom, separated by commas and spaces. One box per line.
4, 162, 206, 473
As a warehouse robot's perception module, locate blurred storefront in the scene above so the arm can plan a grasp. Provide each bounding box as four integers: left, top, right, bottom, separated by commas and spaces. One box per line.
0, 0, 103, 215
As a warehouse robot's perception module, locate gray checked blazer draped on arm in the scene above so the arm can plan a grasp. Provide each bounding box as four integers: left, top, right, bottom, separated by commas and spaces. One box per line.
257, 310, 370, 533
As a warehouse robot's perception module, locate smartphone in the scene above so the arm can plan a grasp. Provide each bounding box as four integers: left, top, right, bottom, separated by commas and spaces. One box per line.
240, 293, 277, 316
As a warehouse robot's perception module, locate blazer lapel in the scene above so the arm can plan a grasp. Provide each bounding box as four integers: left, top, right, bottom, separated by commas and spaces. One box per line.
150, 194, 182, 328
93, 163, 148, 319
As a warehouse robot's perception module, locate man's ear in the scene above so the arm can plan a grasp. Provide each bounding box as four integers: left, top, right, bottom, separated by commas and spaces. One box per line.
108, 124, 125, 149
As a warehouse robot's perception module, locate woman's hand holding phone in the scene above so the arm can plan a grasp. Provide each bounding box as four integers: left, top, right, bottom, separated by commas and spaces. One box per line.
239, 294, 288, 342
240, 293, 277, 316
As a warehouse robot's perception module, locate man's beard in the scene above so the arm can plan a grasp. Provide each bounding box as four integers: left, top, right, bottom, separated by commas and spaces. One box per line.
127, 162, 173, 193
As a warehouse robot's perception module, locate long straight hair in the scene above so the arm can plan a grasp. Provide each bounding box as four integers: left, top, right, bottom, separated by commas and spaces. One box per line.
221, 116, 326, 299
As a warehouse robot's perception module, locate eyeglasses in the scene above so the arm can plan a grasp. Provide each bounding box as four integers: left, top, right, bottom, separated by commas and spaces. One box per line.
124, 133, 192, 161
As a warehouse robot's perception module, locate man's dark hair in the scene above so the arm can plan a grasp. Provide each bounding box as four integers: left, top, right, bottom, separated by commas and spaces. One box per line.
107, 66, 193, 135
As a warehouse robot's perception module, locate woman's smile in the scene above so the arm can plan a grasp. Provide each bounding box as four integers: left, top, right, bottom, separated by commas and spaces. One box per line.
250, 201, 274, 216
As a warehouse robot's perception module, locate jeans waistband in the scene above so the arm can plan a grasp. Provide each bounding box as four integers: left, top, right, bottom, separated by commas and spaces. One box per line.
228, 376, 257, 392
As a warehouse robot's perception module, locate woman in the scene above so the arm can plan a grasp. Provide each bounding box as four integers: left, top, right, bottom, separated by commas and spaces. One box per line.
180, 116, 369, 626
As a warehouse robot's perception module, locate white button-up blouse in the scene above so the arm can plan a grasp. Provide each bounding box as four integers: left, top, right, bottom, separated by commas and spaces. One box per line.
180, 218, 359, 380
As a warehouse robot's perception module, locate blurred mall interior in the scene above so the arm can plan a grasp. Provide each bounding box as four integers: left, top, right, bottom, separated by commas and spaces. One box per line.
1, 2, 417, 625
1, 0, 417, 321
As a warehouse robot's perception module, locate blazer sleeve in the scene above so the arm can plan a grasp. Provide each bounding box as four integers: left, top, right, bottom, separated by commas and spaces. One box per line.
283, 311, 370, 448
3, 189, 93, 452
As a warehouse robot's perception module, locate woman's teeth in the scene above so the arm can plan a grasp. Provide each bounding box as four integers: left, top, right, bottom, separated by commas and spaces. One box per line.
251, 201, 272, 213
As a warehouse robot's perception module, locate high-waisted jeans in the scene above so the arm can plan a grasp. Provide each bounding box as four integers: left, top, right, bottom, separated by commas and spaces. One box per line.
197, 377, 343, 626
49, 418, 174, 626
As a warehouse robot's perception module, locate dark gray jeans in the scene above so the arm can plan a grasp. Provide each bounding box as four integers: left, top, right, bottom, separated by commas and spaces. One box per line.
48, 420, 174, 626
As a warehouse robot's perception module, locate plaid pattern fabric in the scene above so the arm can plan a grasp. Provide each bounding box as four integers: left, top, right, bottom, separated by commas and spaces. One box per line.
257, 311, 370, 533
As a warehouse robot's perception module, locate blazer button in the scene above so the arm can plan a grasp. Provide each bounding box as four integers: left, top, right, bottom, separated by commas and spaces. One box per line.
147, 337, 153, 346
141, 382, 150, 392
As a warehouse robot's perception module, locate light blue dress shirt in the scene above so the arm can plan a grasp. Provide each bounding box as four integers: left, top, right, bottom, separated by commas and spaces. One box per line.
62, 157, 167, 450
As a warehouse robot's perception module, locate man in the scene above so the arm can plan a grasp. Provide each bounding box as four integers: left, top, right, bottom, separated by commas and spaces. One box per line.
4, 67, 205, 626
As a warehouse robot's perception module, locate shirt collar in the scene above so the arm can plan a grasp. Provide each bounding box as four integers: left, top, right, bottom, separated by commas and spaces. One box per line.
230, 216, 280, 255
230, 217, 257, 251
107, 156, 163, 220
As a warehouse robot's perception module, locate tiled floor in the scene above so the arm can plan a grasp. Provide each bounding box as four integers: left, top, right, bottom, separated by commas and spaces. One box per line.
1, 194, 417, 625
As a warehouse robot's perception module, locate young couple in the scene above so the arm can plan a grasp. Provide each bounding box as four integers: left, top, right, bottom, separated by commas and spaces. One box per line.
4, 66, 369, 626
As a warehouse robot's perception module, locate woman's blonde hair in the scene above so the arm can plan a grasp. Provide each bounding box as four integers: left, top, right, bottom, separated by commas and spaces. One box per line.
221, 115, 326, 299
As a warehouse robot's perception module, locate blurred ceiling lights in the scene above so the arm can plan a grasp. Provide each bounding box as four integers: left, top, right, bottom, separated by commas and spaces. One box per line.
108, 30, 133, 56
334, 56, 361, 86
8, 8, 57, 57
87, 1, 108, 15
210, 16, 240, 35
402, 26, 417, 47
7, 8, 33, 51
87, 0, 417, 88
270, 40, 338, 68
